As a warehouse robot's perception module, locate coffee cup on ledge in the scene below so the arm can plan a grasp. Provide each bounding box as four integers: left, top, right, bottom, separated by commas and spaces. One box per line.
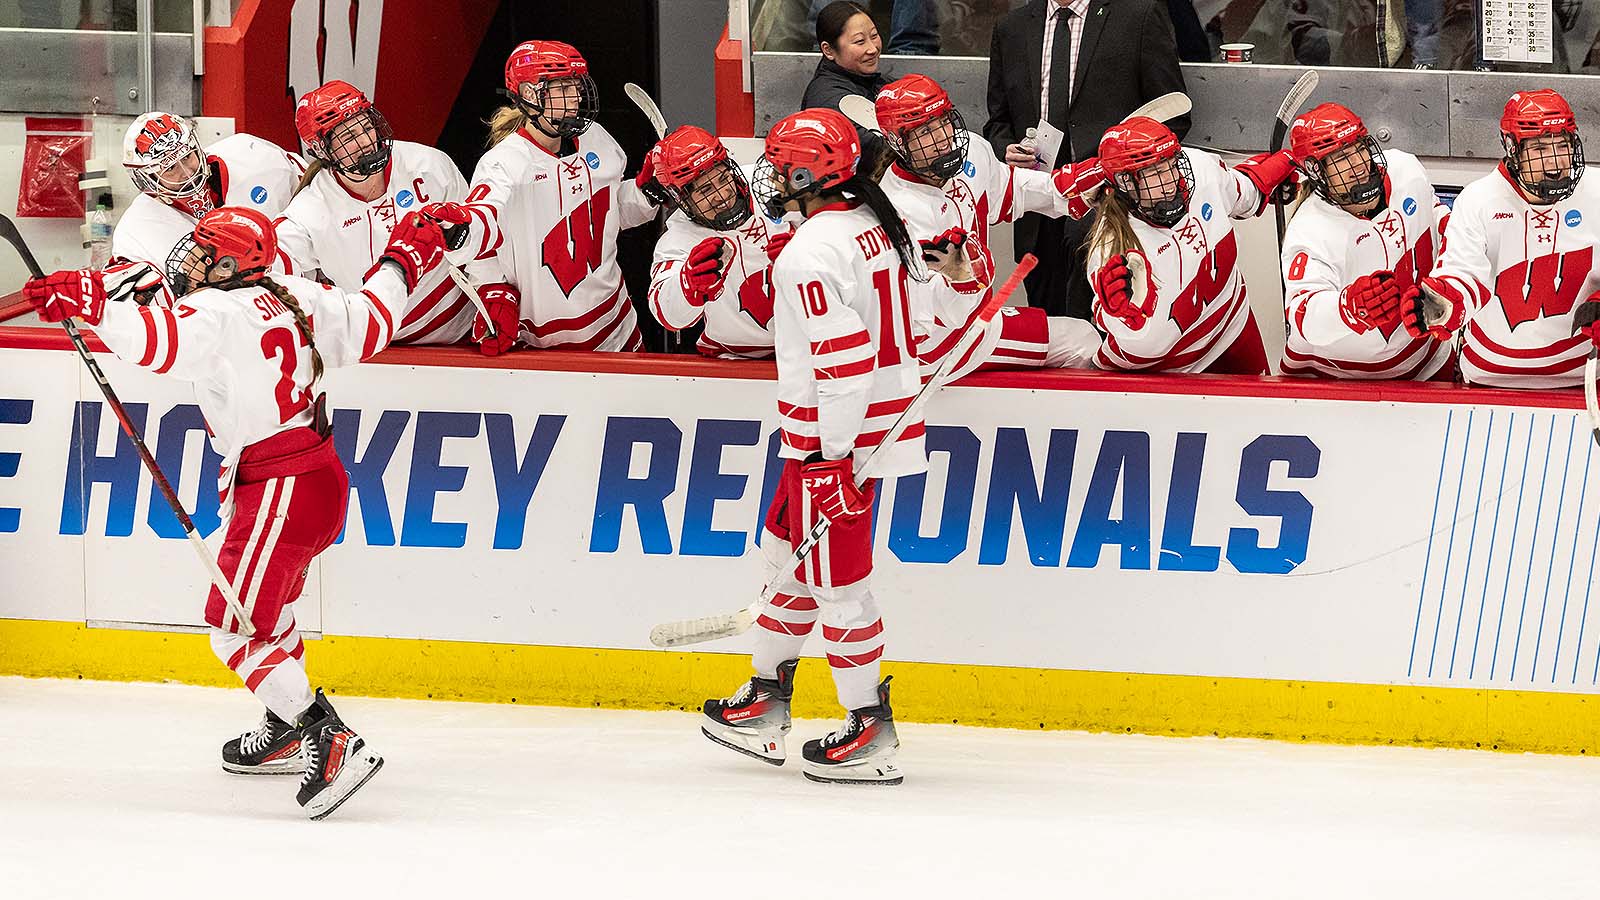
1220, 43, 1254, 64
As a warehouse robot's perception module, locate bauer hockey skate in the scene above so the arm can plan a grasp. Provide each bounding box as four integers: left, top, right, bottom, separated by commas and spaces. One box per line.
702, 659, 797, 765
221, 709, 306, 775
802, 676, 901, 786
295, 689, 384, 820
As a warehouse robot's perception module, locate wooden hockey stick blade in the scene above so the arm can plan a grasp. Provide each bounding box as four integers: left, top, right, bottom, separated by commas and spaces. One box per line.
1586, 350, 1600, 448
624, 82, 668, 140
1124, 92, 1191, 125
838, 94, 882, 133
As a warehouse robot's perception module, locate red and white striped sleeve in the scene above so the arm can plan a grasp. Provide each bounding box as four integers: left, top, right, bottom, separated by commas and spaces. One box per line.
646, 214, 711, 332
774, 249, 874, 461
293, 264, 408, 369
458, 150, 521, 262
1428, 189, 1493, 312
92, 293, 226, 382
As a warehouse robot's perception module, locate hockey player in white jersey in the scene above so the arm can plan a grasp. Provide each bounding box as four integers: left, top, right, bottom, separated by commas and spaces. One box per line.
873, 73, 1098, 378
114, 112, 304, 278
274, 80, 475, 345
425, 40, 659, 354
1085, 117, 1297, 374
1280, 103, 1453, 380
646, 125, 784, 359
1404, 89, 1600, 388
700, 109, 977, 785
24, 206, 451, 818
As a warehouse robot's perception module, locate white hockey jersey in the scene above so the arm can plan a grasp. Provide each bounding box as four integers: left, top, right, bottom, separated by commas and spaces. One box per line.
112, 133, 305, 275
772, 200, 927, 478
275, 140, 474, 345
458, 124, 657, 352
1086, 148, 1260, 373
1281, 149, 1452, 380
647, 166, 786, 359
1429, 164, 1600, 388
90, 266, 407, 509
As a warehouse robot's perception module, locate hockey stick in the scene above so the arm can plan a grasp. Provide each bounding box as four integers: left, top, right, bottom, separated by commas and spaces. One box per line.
624, 82, 668, 140
838, 94, 882, 133
840, 91, 1192, 138
648, 254, 1037, 648
1271, 71, 1318, 294
1585, 349, 1600, 447
1376, 0, 1389, 67
0, 214, 254, 632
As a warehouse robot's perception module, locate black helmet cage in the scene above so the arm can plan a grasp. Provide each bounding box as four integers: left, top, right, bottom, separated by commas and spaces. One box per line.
1503, 131, 1586, 203
671, 160, 754, 231
753, 155, 843, 220
1112, 153, 1194, 228
316, 107, 395, 178
504, 75, 599, 139
165, 235, 266, 297
1301, 136, 1387, 207
885, 109, 969, 182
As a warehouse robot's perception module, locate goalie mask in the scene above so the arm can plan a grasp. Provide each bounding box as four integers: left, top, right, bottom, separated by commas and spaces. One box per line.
654, 126, 753, 230
753, 109, 861, 220
166, 207, 277, 297
1099, 117, 1192, 228
123, 112, 215, 219
875, 74, 969, 182
295, 80, 394, 179
503, 40, 599, 139
1289, 103, 1388, 210
1501, 89, 1584, 204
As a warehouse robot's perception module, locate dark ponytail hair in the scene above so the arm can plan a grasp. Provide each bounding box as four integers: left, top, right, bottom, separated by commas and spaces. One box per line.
832, 174, 919, 278
260, 276, 325, 384
817, 1, 872, 50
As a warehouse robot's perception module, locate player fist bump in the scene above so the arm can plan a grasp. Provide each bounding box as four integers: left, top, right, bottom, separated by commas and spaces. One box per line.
920, 227, 979, 292
379, 211, 447, 291
1234, 150, 1298, 211
800, 455, 875, 522
765, 227, 795, 264
472, 282, 520, 356
1051, 158, 1107, 220
1093, 251, 1156, 329
25, 269, 106, 325
1340, 270, 1403, 335
1574, 294, 1600, 348
420, 201, 471, 252
681, 237, 733, 307
1401, 276, 1466, 341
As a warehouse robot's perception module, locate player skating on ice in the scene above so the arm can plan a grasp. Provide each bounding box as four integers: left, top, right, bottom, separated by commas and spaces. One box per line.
1403, 89, 1600, 388
1279, 102, 1454, 380
874, 74, 1098, 377
425, 40, 660, 355
701, 109, 977, 786
274, 80, 476, 345
115, 112, 304, 280
646, 125, 787, 359
23, 206, 450, 819
1085, 117, 1296, 374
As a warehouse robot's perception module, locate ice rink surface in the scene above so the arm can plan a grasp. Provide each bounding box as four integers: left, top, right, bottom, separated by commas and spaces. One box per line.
3, 676, 1598, 899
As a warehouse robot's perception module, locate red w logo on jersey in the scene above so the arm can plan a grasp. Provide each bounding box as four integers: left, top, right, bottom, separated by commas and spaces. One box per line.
738, 269, 774, 327
543, 187, 612, 296
1495, 247, 1594, 330
1167, 231, 1239, 330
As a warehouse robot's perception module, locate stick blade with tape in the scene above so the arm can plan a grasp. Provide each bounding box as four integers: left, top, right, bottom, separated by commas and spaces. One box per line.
625, 82, 668, 140
839, 94, 882, 133
1125, 92, 1192, 125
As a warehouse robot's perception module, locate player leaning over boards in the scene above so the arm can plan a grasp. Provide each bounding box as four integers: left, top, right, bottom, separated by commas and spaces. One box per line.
1404, 90, 1600, 387
700, 109, 976, 786
424, 40, 661, 355
1279, 102, 1454, 381
22, 206, 450, 819
275, 80, 476, 346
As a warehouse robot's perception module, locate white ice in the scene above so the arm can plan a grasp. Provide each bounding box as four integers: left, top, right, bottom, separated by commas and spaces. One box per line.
2, 676, 1598, 899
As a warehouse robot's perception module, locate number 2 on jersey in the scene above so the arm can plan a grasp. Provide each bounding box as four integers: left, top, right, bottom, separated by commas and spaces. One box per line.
261, 326, 313, 425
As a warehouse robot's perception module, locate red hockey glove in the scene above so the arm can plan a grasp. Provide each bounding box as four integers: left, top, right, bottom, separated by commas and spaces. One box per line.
472, 282, 520, 356
765, 227, 795, 264
1341, 270, 1403, 335
1401, 276, 1465, 341
379, 211, 447, 292
680, 237, 733, 307
1093, 251, 1155, 329
800, 456, 874, 522
25, 269, 107, 325
420, 201, 471, 252
1234, 150, 1298, 213
1574, 294, 1600, 348
635, 148, 667, 206
1051, 157, 1108, 219
920, 227, 979, 289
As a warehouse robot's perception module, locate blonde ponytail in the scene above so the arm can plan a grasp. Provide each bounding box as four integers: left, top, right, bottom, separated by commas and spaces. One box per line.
293, 159, 327, 196
1085, 190, 1143, 266
486, 106, 529, 148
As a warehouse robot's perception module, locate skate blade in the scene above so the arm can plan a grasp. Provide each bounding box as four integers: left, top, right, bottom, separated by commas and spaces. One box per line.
701, 725, 786, 766
222, 755, 306, 776
802, 757, 903, 786
304, 751, 384, 821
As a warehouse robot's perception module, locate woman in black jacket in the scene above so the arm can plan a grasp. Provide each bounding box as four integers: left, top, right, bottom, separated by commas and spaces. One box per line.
801, 1, 890, 173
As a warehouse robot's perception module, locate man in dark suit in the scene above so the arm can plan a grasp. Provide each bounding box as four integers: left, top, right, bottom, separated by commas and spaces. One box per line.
984, 0, 1190, 319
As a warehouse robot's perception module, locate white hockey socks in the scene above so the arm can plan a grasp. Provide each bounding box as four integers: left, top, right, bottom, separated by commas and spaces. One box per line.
211, 607, 314, 725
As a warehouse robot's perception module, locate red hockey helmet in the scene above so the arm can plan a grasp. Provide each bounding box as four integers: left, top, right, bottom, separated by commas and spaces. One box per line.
753, 108, 861, 218
166, 206, 277, 297
295, 80, 394, 179
1099, 117, 1192, 227
123, 112, 214, 218
653, 125, 753, 230
503, 40, 598, 139
1500, 89, 1584, 203
875, 74, 968, 182
1289, 103, 1387, 208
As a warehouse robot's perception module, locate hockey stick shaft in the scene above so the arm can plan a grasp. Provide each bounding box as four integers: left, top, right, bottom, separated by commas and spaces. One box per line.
625, 82, 668, 140
648, 255, 1036, 648
0, 214, 254, 632
1586, 349, 1600, 447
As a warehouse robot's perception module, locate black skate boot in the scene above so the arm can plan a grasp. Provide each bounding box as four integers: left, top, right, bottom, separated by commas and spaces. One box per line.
802, 676, 901, 785
221, 709, 306, 775
702, 659, 797, 766
294, 689, 384, 821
